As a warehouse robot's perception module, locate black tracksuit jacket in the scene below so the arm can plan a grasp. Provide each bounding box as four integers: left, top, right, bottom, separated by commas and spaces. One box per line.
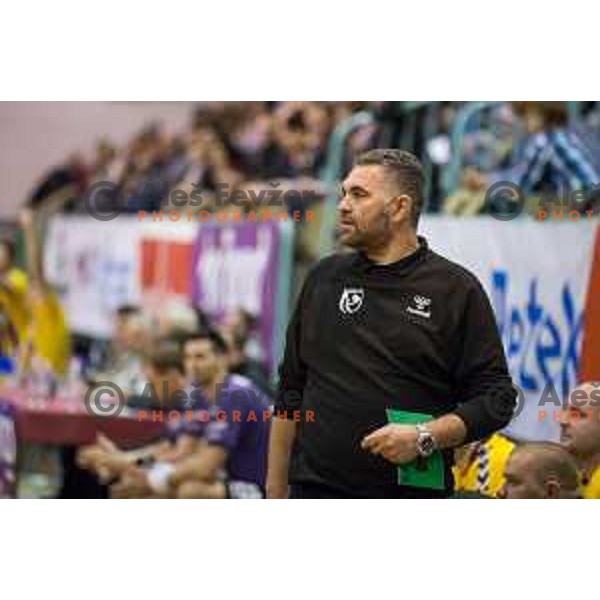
275, 237, 517, 498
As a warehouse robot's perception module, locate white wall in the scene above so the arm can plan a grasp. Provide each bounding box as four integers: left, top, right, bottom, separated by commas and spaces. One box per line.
0, 101, 199, 218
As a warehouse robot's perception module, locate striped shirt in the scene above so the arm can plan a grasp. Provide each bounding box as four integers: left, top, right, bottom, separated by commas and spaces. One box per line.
506, 129, 600, 203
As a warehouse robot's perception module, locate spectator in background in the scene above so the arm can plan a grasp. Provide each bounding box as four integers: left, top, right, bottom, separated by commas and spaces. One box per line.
0, 238, 28, 363
89, 305, 152, 395
220, 308, 263, 364
82, 329, 270, 499
258, 102, 329, 180
560, 382, 600, 499
155, 301, 199, 338
220, 328, 272, 396
14, 208, 70, 377
90, 139, 117, 181
78, 342, 198, 489
27, 153, 89, 211
499, 442, 581, 499
229, 102, 272, 174
459, 102, 600, 214
0, 238, 27, 294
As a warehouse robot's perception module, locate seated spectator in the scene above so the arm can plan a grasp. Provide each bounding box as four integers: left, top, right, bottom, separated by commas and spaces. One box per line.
499, 442, 581, 499
453, 433, 515, 498
442, 168, 488, 216
560, 382, 600, 499
77, 342, 199, 486
89, 305, 152, 395
80, 329, 271, 499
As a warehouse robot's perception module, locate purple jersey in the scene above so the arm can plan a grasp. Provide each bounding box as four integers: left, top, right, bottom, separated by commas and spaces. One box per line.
165, 375, 271, 487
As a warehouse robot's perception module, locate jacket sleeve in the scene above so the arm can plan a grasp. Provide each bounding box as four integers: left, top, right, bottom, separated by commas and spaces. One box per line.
451, 276, 517, 442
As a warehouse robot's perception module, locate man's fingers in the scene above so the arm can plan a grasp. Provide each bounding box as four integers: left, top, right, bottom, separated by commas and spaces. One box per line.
97, 465, 113, 483
363, 437, 389, 455
361, 426, 390, 450
97, 433, 117, 452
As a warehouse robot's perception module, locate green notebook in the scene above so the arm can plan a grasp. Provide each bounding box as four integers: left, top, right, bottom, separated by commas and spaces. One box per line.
386, 409, 445, 490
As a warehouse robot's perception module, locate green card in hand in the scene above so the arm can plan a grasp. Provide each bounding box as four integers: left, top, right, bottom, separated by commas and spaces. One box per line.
386, 409, 446, 491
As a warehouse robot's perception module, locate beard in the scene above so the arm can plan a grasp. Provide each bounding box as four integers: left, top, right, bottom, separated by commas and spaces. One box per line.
338, 210, 393, 250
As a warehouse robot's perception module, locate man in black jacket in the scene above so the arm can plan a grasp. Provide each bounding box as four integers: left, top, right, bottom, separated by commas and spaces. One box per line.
267, 148, 517, 499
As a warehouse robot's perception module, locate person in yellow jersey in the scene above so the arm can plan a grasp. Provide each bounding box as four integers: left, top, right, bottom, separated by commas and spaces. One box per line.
0, 238, 29, 360
15, 208, 70, 377
560, 382, 600, 499
0, 238, 27, 294
453, 432, 515, 497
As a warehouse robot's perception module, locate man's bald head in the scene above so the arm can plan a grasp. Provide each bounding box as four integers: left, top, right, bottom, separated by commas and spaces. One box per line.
560, 382, 600, 460
500, 442, 581, 499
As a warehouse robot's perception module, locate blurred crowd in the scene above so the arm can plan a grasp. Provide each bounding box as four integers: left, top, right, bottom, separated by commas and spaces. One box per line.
24, 101, 600, 225
27, 101, 380, 218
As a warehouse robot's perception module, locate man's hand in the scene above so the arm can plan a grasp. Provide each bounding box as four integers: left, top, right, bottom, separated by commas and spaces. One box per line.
361, 424, 419, 465
110, 467, 153, 499
266, 417, 295, 499
76, 445, 107, 471
76, 440, 134, 483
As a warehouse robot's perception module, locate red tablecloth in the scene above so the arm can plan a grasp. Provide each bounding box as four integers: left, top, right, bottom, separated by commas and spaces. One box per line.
0, 385, 164, 447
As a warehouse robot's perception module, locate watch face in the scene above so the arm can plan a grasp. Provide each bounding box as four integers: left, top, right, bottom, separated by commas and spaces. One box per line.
419, 434, 436, 456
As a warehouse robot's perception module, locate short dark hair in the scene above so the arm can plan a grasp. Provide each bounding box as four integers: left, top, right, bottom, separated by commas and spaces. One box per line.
354, 148, 425, 228
116, 305, 141, 318
179, 328, 229, 355
514, 442, 581, 493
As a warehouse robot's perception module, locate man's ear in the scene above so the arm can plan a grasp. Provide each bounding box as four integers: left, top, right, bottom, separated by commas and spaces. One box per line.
386, 194, 413, 224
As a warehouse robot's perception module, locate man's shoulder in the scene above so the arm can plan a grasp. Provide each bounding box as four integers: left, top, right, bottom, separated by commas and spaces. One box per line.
425, 249, 486, 294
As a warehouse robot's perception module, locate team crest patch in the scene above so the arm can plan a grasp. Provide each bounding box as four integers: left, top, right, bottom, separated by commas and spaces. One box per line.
406, 294, 432, 319
339, 287, 365, 315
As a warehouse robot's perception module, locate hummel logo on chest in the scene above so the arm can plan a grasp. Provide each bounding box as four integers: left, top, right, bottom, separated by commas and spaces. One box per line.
406, 294, 431, 319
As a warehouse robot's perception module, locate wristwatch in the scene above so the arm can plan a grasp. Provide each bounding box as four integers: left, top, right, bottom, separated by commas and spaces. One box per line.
415, 424, 437, 457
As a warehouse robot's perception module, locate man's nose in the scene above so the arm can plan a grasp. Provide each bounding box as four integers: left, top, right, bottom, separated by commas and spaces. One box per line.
559, 409, 571, 427
338, 194, 351, 213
